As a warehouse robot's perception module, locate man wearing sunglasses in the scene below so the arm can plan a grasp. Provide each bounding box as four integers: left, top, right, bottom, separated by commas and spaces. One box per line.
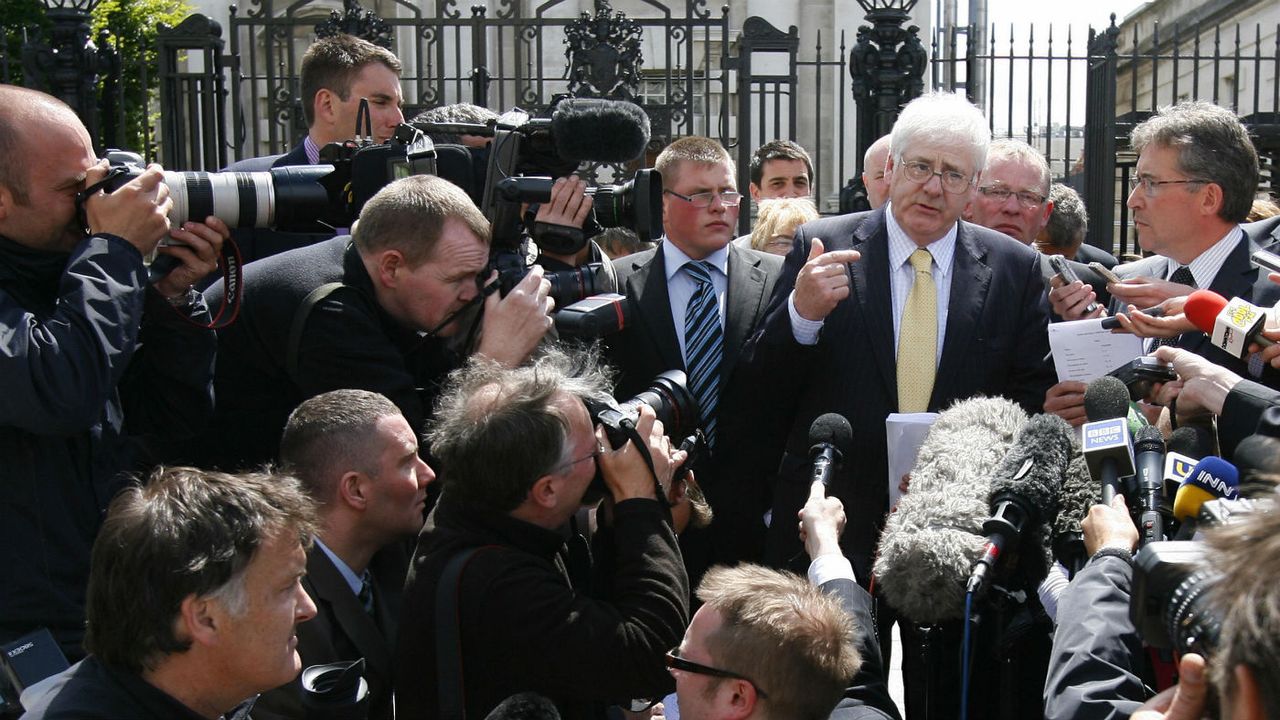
606, 136, 786, 591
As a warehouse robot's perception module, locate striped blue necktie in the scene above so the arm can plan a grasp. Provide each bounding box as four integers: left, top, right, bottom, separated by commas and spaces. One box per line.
683, 260, 723, 446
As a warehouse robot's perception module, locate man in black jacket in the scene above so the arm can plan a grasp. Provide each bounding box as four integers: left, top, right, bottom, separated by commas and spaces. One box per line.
0, 85, 223, 660
205, 174, 553, 470
396, 348, 689, 720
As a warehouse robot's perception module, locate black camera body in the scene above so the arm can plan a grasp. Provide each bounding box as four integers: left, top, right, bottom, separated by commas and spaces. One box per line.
1131, 497, 1258, 657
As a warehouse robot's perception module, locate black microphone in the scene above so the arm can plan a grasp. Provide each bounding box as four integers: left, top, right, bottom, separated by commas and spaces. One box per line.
874, 396, 1028, 623
1132, 425, 1166, 546
1052, 454, 1098, 575
550, 99, 651, 163
808, 413, 853, 487
484, 693, 562, 720
968, 413, 1074, 599
1234, 406, 1280, 498
1082, 376, 1135, 505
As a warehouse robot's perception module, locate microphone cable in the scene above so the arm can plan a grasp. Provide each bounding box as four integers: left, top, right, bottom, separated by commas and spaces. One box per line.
960, 590, 975, 720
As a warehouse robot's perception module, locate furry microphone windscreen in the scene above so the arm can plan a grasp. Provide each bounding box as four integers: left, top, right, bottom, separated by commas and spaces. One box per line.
874, 396, 1027, 623
1052, 454, 1098, 571
550, 99, 651, 164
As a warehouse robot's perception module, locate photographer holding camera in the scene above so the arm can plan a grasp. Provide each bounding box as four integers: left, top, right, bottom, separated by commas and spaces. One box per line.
205, 173, 553, 470
0, 86, 224, 662
395, 347, 690, 720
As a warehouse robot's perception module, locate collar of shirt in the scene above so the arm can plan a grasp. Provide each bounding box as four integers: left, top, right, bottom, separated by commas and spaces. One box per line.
661, 238, 730, 282
1166, 226, 1242, 288
314, 537, 369, 598
304, 135, 322, 165
884, 202, 959, 277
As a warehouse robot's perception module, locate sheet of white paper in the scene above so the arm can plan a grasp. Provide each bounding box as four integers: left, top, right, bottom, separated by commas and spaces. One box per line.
885, 412, 939, 509
1048, 318, 1146, 383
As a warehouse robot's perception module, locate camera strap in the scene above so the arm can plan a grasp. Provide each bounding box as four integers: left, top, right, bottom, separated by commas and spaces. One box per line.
435, 545, 498, 720
176, 235, 245, 330
612, 416, 671, 509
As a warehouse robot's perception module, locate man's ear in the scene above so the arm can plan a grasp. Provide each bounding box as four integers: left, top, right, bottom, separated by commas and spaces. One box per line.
527, 475, 559, 510
0, 183, 15, 223
375, 249, 406, 289
337, 471, 370, 511
748, 183, 762, 203
1200, 182, 1226, 218
721, 678, 758, 719
179, 594, 218, 647
312, 88, 338, 129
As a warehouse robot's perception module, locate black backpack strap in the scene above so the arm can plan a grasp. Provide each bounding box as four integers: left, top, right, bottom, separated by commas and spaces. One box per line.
435, 546, 491, 720
286, 282, 347, 377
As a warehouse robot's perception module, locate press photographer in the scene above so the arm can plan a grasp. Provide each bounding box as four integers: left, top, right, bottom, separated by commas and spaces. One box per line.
0, 86, 223, 668
395, 347, 690, 720
204, 173, 552, 471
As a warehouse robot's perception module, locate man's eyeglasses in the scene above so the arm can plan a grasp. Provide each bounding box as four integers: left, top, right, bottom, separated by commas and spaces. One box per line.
663, 189, 743, 208
664, 649, 769, 699
553, 449, 599, 474
1127, 175, 1211, 197
977, 185, 1047, 209
898, 160, 974, 194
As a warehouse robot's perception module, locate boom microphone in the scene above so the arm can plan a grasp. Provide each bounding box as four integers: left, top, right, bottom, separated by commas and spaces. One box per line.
1184, 289, 1275, 357
874, 397, 1028, 623
1082, 376, 1136, 504
1052, 454, 1098, 575
808, 413, 853, 487
550, 99, 651, 164
967, 414, 1074, 599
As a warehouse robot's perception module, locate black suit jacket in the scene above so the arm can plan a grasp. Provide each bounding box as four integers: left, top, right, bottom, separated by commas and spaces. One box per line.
224, 141, 337, 264
822, 578, 902, 720
1111, 227, 1280, 386
742, 208, 1054, 579
253, 547, 397, 720
606, 242, 784, 572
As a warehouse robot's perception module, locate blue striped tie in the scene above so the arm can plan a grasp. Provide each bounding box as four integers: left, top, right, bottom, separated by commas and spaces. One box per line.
683, 261, 723, 446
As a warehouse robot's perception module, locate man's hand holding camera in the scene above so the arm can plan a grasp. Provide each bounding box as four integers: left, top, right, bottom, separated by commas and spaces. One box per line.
477, 266, 555, 366
153, 217, 228, 299
81, 161, 172, 255
596, 404, 688, 503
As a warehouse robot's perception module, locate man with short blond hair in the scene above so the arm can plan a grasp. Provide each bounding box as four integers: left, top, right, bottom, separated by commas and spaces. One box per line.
608, 136, 785, 581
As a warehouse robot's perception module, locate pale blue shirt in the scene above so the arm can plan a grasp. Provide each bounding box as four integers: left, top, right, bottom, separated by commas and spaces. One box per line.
662, 239, 730, 364
789, 202, 957, 367
314, 537, 368, 598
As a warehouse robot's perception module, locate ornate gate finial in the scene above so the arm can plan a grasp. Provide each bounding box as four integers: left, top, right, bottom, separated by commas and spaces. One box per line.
315, 0, 392, 49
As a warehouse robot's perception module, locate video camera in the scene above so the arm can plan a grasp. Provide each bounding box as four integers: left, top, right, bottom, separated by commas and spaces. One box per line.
1131, 497, 1259, 657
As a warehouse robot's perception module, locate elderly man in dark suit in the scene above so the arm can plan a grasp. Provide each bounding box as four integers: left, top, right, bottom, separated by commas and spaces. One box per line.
253, 389, 434, 720
606, 136, 784, 582
1050, 101, 1280, 399
225, 34, 404, 262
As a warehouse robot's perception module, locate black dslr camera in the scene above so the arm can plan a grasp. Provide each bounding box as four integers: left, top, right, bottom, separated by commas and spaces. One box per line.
581, 370, 703, 504
1131, 497, 1258, 657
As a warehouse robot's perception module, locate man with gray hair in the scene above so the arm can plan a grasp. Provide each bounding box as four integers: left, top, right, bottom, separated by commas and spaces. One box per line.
22, 467, 318, 719
396, 348, 689, 720
253, 389, 434, 720
1050, 100, 1280, 386
206, 174, 554, 470
963, 138, 1054, 246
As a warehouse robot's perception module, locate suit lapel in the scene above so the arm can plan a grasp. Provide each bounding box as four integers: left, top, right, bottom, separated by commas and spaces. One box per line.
305, 549, 393, 683
1187, 230, 1256, 356
852, 211, 897, 396
722, 244, 768, 376
934, 224, 993, 406
627, 243, 685, 373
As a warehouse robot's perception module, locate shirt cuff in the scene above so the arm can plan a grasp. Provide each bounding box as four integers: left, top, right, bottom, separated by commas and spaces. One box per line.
788, 292, 823, 345
808, 552, 856, 586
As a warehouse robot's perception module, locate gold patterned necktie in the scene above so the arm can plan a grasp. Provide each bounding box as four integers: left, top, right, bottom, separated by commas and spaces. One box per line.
897, 248, 937, 413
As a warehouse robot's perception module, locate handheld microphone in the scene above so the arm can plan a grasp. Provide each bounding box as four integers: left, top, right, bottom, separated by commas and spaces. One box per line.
1132, 425, 1166, 546
1184, 289, 1275, 357
1173, 456, 1240, 522
483, 692, 562, 720
1082, 376, 1136, 504
549, 99, 651, 164
1100, 305, 1164, 330
808, 413, 853, 487
967, 414, 1074, 599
